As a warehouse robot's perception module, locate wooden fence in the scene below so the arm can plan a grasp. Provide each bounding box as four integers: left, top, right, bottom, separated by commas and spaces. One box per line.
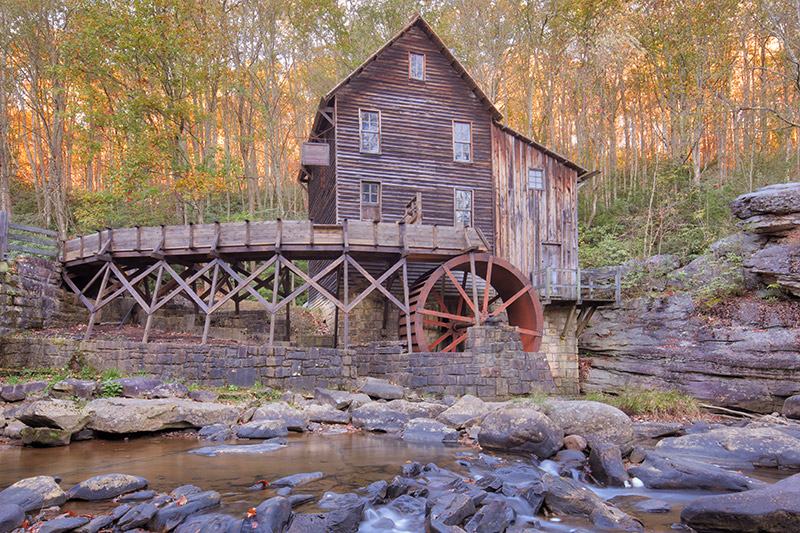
0, 211, 59, 260
531, 266, 622, 304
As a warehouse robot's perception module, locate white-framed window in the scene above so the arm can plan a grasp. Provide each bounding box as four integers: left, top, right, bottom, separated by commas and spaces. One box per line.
454, 188, 473, 227
360, 109, 380, 153
453, 121, 472, 162
528, 167, 544, 190
409, 52, 425, 80
361, 181, 381, 221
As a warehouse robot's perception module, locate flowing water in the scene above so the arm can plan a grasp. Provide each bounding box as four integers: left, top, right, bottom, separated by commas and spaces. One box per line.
0, 432, 787, 532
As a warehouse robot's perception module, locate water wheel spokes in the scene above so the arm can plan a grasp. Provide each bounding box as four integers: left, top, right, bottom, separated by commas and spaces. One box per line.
402, 253, 544, 353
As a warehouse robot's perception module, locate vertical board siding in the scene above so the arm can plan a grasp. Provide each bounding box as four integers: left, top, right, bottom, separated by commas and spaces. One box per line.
308, 123, 337, 224
333, 26, 495, 252
492, 125, 578, 282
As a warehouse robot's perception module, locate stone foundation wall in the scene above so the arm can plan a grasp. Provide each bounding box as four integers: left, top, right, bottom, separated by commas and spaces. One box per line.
0, 336, 356, 391
0, 257, 86, 337
1, 326, 558, 400
355, 326, 556, 400
540, 304, 579, 394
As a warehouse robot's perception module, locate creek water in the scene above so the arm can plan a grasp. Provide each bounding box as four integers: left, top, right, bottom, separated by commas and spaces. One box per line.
0, 432, 786, 532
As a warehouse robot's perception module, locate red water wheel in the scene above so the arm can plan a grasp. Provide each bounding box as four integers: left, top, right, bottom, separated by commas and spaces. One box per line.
401, 253, 543, 353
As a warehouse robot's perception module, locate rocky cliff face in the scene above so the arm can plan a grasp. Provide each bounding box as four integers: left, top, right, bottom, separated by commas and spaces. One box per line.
580, 183, 800, 413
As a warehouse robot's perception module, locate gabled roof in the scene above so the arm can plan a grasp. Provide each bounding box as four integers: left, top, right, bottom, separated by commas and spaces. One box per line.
303, 14, 590, 180
320, 15, 503, 122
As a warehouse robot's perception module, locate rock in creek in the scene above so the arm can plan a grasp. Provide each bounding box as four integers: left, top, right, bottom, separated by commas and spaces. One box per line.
463, 498, 507, 533
188, 439, 286, 457
402, 417, 459, 444
74, 514, 114, 533
609, 495, 671, 514
426, 491, 476, 526
20, 427, 72, 447
629, 452, 763, 491
302, 404, 350, 424
36, 515, 90, 533
436, 395, 488, 429
477, 407, 563, 459
252, 402, 309, 432
681, 472, 800, 532
313, 388, 355, 410
0, 504, 25, 533
357, 377, 404, 400
542, 472, 644, 531
0, 476, 67, 512
237, 419, 289, 439
269, 472, 324, 488
174, 513, 240, 533
352, 400, 445, 433
147, 490, 221, 532
239, 497, 291, 533
117, 502, 159, 531
66, 473, 148, 501
589, 443, 629, 487
287, 501, 365, 533
86, 398, 239, 433
541, 400, 634, 447
655, 425, 800, 469
197, 423, 234, 441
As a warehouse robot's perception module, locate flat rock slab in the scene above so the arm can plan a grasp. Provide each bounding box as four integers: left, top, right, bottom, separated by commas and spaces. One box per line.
111, 377, 165, 398
50, 379, 97, 399
0, 381, 48, 402
86, 398, 239, 433
731, 182, 800, 219
174, 513, 241, 533
35, 516, 90, 533
270, 472, 324, 488
629, 452, 763, 492
402, 417, 459, 444
253, 402, 309, 432
681, 473, 800, 532
0, 504, 25, 533
147, 490, 221, 532
67, 474, 148, 501
13, 399, 90, 433
20, 427, 72, 447
358, 378, 404, 400
0, 476, 67, 513
314, 388, 355, 410
188, 440, 286, 457
655, 426, 800, 469
303, 404, 350, 424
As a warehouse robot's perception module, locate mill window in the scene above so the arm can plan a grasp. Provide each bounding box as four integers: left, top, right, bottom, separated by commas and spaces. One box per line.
409, 52, 425, 80
528, 168, 544, 190
360, 110, 380, 153
454, 188, 473, 227
361, 181, 381, 221
453, 121, 472, 162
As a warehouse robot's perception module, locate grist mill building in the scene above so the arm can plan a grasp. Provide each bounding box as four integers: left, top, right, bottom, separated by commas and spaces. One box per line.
298, 15, 603, 391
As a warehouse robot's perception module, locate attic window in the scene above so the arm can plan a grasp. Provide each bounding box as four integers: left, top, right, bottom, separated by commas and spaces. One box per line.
360, 110, 380, 153
453, 121, 472, 162
528, 168, 544, 190
409, 52, 425, 80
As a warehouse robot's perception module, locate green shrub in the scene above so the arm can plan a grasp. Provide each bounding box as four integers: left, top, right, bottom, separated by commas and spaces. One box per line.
586, 388, 701, 418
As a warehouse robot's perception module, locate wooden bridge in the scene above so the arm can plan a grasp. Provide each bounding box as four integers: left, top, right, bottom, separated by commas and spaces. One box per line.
60, 219, 498, 352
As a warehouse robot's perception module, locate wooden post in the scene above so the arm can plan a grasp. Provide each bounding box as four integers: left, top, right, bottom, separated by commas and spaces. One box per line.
576, 267, 582, 304
545, 266, 551, 302
143, 263, 164, 343
402, 258, 412, 354
85, 263, 111, 341
469, 252, 480, 325
268, 257, 281, 350
561, 304, 577, 340
0, 210, 7, 260
343, 219, 350, 350
201, 261, 220, 345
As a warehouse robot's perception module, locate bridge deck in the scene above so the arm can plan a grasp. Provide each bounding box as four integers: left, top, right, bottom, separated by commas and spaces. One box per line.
62, 219, 488, 268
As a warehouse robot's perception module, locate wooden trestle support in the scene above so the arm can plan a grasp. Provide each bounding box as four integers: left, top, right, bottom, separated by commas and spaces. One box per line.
60, 219, 528, 353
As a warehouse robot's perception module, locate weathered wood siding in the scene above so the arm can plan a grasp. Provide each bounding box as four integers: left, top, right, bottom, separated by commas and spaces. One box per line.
333, 26, 495, 252
492, 125, 579, 282
307, 123, 337, 224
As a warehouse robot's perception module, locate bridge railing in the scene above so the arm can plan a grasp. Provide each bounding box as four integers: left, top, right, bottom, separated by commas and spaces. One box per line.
531, 266, 622, 304
0, 211, 59, 261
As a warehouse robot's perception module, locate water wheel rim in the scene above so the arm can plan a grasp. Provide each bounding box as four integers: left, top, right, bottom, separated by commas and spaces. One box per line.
407, 253, 543, 353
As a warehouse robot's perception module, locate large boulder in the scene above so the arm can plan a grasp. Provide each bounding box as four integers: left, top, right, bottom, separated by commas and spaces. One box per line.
351, 400, 445, 433
357, 378, 404, 400
50, 379, 97, 400
12, 399, 90, 433
477, 407, 563, 458
731, 182, 800, 219
1, 381, 48, 402
236, 419, 288, 439
436, 395, 487, 428
542, 473, 643, 531
0, 476, 67, 512
744, 244, 800, 297
629, 452, 763, 491
541, 400, 633, 447
589, 443, 629, 487
66, 474, 148, 501
86, 398, 239, 433
784, 395, 800, 420
655, 426, 800, 469
681, 473, 800, 532
20, 427, 72, 446
252, 402, 309, 432
402, 418, 459, 444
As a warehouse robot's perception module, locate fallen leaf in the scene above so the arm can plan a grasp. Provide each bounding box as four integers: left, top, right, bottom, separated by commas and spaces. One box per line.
176, 495, 188, 506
